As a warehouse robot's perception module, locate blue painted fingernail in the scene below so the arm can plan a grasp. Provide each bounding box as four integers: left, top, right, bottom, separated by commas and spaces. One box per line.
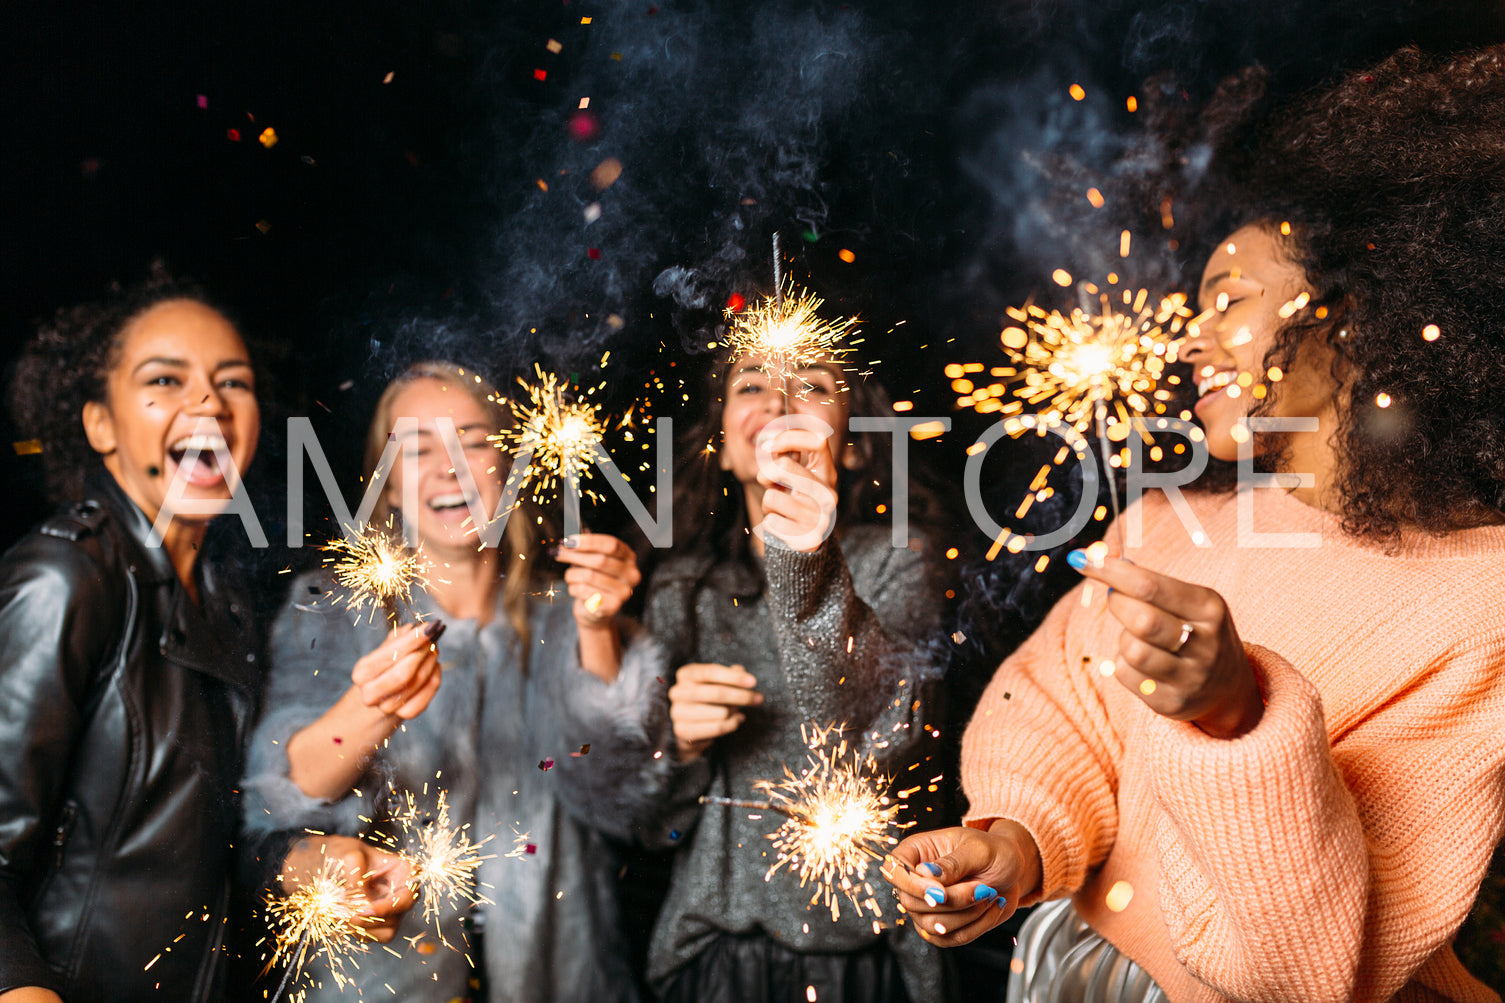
919, 862, 943, 877
924, 886, 945, 906
973, 884, 997, 902
996, 896, 1009, 910
1066, 549, 1088, 570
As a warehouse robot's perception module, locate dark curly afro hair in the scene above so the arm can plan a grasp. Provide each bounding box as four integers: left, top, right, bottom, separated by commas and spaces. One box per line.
9, 262, 227, 504
1141, 46, 1505, 542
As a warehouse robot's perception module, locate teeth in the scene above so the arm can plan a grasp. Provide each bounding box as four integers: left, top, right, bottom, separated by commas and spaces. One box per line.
170, 433, 227, 452
429, 493, 472, 509
1197, 371, 1236, 398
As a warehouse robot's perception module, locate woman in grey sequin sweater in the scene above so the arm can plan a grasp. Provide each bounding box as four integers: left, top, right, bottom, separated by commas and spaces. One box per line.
627, 351, 949, 1003
241, 363, 665, 1003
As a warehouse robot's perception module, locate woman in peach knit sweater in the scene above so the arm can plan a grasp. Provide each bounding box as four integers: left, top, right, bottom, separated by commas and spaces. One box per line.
887, 47, 1505, 1003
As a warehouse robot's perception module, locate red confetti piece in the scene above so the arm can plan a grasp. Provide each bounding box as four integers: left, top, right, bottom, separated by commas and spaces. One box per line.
538, 758, 555, 771
196, 95, 208, 110
726, 292, 746, 313
534, 68, 548, 81
587, 247, 601, 260
332, 736, 343, 744
568, 111, 600, 141
526, 844, 538, 855
226, 129, 241, 142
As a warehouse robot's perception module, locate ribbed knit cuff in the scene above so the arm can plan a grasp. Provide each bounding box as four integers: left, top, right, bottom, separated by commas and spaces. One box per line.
962, 772, 1099, 908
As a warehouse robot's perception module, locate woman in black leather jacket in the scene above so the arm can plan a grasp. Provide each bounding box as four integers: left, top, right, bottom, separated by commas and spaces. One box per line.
0, 271, 413, 1003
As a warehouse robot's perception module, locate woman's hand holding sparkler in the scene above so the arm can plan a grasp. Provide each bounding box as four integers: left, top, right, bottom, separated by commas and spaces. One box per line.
286, 622, 445, 801
279, 834, 417, 944
553, 532, 641, 682
669, 663, 764, 761
882, 820, 1042, 947
755, 423, 839, 554
1067, 549, 1264, 739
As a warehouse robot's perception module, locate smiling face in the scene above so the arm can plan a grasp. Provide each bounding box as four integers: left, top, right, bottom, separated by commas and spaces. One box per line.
1182, 223, 1342, 463
82, 299, 259, 524
718, 353, 851, 486
382, 377, 509, 556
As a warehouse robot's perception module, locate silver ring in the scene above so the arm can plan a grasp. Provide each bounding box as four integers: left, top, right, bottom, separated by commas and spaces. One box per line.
1174, 622, 1194, 653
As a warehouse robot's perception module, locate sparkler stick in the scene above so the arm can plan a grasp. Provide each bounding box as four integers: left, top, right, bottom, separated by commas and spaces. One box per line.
699, 795, 807, 822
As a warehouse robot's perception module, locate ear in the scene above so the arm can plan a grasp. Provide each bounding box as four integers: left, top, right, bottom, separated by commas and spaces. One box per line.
718, 434, 732, 471
81, 400, 117, 456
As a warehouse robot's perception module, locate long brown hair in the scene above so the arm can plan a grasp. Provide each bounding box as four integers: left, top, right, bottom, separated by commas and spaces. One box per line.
363, 361, 540, 647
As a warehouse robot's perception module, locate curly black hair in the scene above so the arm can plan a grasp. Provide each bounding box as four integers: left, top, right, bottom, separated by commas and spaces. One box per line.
1136, 46, 1505, 541
8, 262, 227, 504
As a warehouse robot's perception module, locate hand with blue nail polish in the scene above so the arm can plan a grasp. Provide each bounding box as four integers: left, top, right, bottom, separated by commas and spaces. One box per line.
879, 820, 1040, 947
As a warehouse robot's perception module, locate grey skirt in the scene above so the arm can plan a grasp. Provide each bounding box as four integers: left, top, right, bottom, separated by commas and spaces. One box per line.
1006, 900, 1168, 1003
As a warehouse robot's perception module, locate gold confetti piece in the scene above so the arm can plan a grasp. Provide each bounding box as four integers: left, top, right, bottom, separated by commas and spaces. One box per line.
1069, 83, 1086, 101
1086, 188, 1104, 208
578, 97, 590, 109
258, 127, 278, 149
1125, 95, 1138, 113
590, 157, 623, 190
837, 248, 856, 263
12, 439, 42, 455
546, 38, 563, 53
383, 71, 394, 84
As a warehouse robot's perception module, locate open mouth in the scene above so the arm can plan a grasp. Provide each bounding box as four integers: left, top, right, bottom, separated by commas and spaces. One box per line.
1196, 370, 1236, 398
167, 433, 230, 488
427, 491, 475, 512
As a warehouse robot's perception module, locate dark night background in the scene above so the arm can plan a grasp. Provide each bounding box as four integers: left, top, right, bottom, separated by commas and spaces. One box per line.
5, 0, 1505, 990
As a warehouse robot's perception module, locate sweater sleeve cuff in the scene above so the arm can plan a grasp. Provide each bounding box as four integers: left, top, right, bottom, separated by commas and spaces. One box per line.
962, 776, 1097, 907
241, 710, 346, 837
551, 629, 671, 748
762, 535, 840, 615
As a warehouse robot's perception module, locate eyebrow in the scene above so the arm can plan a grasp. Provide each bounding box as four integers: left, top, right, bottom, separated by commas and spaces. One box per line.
1199, 270, 1233, 293
131, 356, 252, 375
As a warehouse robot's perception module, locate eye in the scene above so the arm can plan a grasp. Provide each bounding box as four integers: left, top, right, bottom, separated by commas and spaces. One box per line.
147, 375, 181, 388
218, 376, 254, 391
735, 382, 764, 395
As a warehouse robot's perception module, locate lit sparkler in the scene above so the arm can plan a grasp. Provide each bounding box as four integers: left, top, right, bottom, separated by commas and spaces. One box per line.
712, 723, 907, 923
321, 522, 429, 624
952, 280, 1194, 560
392, 790, 494, 946
724, 233, 860, 397
489, 366, 610, 508
262, 856, 375, 1003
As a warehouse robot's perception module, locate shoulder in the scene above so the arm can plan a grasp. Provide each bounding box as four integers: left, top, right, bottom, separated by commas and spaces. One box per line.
1, 505, 121, 610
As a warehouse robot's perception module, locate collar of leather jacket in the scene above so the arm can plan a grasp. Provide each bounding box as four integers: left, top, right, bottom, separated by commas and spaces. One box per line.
78, 468, 261, 693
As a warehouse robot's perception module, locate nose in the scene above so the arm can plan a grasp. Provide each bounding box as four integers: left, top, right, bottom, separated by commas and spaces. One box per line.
1176, 320, 1224, 373
187, 382, 230, 417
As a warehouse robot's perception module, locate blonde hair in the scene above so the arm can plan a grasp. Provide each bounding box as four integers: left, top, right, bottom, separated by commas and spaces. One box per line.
363, 361, 539, 650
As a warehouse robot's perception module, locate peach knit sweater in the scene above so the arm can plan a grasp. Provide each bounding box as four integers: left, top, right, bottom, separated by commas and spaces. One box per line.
962, 486, 1505, 1003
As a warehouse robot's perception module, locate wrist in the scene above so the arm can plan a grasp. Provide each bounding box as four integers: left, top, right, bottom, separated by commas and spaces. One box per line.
1194, 669, 1265, 740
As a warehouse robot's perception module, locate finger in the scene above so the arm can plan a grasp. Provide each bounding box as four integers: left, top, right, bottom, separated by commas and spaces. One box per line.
760, 427, 829, 459
1106, 591, 1200, 655
1103, 648, 1186, 716
391, 665, 443, 719
1066, 553, 1213, 621
556, 532, 633, 557
676, 664, 758, 688
675, 715, 745, 744
915, 900, 1010, 947
363, 650, 438, 707
563, 568, 633, 602
556, 548, 643, 587
360, 850, 415, 916
758, 486, 825, 526
353, 623, 442, 684
671, 682, 765, 708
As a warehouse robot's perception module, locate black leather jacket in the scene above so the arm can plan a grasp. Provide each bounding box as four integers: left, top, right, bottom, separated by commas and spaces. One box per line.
0, 472, 260, 1001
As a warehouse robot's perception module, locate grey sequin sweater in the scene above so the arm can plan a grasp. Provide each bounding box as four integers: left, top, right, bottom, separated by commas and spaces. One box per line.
637, 526, 946, 1000
241, 572, 668, 1003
